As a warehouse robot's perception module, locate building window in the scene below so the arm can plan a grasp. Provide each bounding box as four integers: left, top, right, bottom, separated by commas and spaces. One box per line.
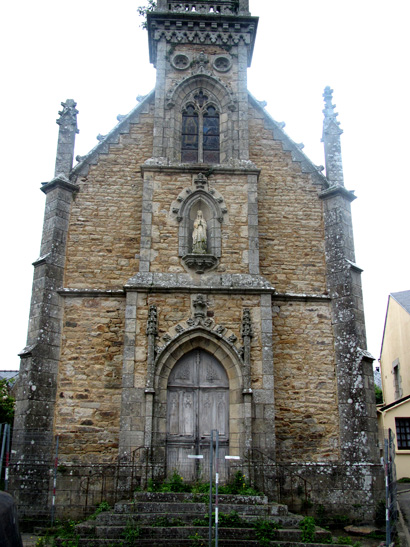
181, 92, 220, 164
393, 359, 402, 400
396, 418, 410, 450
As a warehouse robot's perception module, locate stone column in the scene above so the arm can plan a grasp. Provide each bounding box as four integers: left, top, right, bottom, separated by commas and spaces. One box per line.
321, 88, 379, 464
241, 308, 253, 452
11, 101, 78, 517
239, 0, 250, 14
144, 305, 158, 448
247, 173, 260, 275
139, 172, 154, 273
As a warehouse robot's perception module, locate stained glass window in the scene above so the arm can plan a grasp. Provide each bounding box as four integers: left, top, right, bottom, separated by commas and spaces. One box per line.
203, 106, 220, 164
182, 105, 199, 163
181, 101, 220, 164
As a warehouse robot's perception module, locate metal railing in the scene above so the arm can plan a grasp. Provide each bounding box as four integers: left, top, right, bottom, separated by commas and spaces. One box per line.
8, 441, 381, 524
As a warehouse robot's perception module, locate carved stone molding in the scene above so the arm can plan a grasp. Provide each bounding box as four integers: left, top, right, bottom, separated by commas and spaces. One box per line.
146, 304, 158, 389
152, 295, 243, 366
182, 253, 218, 274
146, 304, 158, 337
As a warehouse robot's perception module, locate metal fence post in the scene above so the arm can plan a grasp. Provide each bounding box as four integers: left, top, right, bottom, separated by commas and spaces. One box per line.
209, 430, 213, 547
51, 435, 59, 525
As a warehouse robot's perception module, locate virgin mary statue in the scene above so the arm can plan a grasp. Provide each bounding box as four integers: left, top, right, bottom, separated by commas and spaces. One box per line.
192, 210, 207, 254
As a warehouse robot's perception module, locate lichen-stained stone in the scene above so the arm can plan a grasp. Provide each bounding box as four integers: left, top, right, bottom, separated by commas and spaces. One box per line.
272, 300, 339, 461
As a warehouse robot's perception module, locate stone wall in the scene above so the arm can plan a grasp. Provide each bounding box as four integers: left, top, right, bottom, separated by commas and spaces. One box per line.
64, 100, 155, 289
248, 103, 327, 295
55, 296, 125, 462
147, 171, 252, 274
272, 299, 339, 462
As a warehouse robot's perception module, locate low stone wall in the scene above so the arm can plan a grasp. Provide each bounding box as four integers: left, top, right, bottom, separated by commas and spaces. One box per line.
10, 455, 384, 524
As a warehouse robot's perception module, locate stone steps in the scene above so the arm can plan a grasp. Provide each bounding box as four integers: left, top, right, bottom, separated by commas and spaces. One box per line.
68, 492, 332, 547
58, 542, 342, 547
91, 525, 332, 541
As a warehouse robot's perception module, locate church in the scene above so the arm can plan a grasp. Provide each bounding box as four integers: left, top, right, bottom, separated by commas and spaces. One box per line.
12, 0, 382, 520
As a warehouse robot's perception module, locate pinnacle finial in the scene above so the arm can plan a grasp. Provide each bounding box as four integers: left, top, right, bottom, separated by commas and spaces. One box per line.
322, 87, 340, 125
56, 99, 79, 129
322, 87, 344, 185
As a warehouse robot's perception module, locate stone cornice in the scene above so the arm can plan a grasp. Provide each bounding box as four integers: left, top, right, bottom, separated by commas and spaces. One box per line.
141, 160, 260, 177
41, 175, 78, 195
147, 12, 258, 67
58, 288, 125, 298
319, 185, 356, 202
57, 286, 333, 302
125, 272, 275, 294
272, 293, 332, 303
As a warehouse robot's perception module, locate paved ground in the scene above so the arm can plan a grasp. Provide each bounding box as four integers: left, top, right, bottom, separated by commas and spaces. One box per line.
397, 484, 410, 547
21, 533, 39, 546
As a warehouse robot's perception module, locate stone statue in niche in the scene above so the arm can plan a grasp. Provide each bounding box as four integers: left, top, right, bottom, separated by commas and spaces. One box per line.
192, 210, 207, 254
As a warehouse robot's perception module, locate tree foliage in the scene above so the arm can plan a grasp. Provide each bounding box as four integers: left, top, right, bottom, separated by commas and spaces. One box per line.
375, 385, 383, 405
0, 379, 15, 425
137, 1, 157, 28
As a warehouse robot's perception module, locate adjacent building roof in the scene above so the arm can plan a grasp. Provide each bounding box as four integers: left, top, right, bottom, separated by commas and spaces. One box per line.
0, 371, 19, 382
391, 290, 410, 314
378, 393, 410, 413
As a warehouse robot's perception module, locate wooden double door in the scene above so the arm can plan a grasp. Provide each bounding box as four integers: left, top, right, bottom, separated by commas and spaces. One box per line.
167, 349, 229, 481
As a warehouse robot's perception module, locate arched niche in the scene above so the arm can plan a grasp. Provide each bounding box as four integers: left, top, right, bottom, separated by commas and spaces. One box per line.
177, 189, 223, 273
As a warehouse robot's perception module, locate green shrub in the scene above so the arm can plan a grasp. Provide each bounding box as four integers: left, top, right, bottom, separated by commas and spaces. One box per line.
336, 536, 353, 545
219, 511, 249, 528
89, 500, 111, 520
299, 516, 316, 543
254, 518, 280, 544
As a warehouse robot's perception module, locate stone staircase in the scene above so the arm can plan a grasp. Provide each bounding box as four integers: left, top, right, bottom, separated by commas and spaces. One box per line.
62, 491, 338, 546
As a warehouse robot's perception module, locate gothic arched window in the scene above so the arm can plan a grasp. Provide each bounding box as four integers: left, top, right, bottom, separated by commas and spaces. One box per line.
181, 92, 220, 164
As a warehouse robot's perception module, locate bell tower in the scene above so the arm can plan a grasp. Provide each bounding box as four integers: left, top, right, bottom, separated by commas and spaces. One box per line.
147, 0, 258, 163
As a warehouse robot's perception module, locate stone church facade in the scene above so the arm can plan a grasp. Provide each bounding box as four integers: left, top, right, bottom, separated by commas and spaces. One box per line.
12, 0, 382, 519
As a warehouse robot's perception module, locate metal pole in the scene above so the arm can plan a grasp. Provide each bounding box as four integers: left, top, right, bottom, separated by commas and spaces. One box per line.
4, 423, 11, 490
384, 437, 390, 546
0, 424, 4, 479
51, 435, 59, 525
215, 430, 219, 547
209, 430, 213, 547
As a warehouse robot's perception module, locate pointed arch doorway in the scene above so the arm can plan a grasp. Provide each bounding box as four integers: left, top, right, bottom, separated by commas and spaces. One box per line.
166, 348, 229, 481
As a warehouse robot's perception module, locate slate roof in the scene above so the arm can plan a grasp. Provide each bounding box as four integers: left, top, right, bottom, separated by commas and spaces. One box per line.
0, 371, 19, 382
391, 290, 410, 315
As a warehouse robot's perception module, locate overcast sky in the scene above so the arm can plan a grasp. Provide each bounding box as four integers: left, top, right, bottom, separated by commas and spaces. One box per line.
1, 0, 409, 371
